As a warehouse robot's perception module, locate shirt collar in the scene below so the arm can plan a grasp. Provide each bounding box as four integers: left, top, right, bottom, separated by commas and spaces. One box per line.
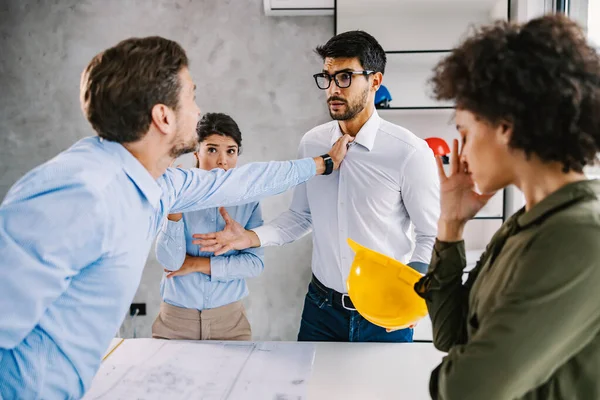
330, 110, 381, 151
98, 137, 163, 210
517, 179, 600, 228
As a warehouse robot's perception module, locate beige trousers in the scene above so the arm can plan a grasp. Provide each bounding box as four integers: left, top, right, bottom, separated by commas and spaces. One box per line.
152, 300, 251, 341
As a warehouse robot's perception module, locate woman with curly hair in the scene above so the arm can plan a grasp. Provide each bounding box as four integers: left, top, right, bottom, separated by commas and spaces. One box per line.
415, 14, 600, 399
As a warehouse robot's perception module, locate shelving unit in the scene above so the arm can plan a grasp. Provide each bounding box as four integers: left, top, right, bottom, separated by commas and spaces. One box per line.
566, 0, 600, 182
585, 165, 600, 179
379, 107, 455, 110
335, 0, 511, 341
385, 50, 453, 54
335, 0, 509, 223
377, 52, 453, 108
264, 0, 334, 16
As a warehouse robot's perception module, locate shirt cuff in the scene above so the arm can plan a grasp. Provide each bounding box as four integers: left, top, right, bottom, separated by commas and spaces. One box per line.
299, 157, 317, 180
163, 219, 185, 237
210, 256, 226, 281
252, 224, 280, 247
407, 261, 429, 274
428, 239, 467, 281
429, 363, 442, 399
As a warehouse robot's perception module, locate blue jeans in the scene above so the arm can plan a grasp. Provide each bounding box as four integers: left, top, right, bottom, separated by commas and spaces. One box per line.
297, 282, 413, 342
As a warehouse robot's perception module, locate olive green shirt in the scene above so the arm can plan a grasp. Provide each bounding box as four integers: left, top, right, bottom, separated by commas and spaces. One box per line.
415, 180, 600, 400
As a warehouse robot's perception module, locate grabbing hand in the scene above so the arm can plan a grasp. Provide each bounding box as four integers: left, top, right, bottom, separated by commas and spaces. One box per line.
328, 134, 355, 170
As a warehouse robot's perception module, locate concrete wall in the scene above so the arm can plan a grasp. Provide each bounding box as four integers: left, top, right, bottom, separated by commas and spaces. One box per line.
0, 0, 333, 340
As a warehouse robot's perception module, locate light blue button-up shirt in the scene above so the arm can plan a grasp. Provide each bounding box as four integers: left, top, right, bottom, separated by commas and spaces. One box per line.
0, 136, 315, 399
156, 202, 264, 311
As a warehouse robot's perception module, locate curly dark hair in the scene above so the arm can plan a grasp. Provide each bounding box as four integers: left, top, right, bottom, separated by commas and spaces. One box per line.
430, 14, 600, 173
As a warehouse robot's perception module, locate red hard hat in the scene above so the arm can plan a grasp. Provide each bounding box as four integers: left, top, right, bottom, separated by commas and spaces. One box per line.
425, 137, 451, 156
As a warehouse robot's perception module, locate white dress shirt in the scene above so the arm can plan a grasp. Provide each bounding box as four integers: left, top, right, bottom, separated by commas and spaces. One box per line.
254, 111, 440, 293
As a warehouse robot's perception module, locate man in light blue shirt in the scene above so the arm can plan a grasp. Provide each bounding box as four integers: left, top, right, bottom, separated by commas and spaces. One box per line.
0, 36, 351, 399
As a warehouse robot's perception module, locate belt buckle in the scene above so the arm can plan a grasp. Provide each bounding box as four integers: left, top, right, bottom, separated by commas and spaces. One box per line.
341, 294, 356, 311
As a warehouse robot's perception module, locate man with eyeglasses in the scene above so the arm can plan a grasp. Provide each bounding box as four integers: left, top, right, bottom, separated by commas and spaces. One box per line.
195, 31, 440, 342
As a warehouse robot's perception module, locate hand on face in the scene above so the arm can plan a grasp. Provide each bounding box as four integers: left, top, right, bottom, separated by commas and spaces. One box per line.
436, 139, 496, 226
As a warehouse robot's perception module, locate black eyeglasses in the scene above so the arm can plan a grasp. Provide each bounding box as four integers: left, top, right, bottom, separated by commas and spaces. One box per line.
313, 70, 375, 90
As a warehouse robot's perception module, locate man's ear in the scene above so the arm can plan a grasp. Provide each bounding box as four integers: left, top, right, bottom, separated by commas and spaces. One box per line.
151, 103, 177, 136
372, 72, 383, 92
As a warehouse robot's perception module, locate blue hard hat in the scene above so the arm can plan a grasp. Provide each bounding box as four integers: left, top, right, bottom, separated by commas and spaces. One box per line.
375, 85, 392, 104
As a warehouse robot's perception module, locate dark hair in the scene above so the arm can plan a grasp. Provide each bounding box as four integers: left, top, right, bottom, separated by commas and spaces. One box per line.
315, 31, 387, 74
197, 112, 243, 151
80, 36, 188, 144
430, 14, 600, 173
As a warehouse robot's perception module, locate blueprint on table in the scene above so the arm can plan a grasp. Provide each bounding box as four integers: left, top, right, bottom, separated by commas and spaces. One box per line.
83, 339, 316, 400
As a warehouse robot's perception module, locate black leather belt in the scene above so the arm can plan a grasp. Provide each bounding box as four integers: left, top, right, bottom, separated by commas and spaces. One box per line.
311, 274, 356, 311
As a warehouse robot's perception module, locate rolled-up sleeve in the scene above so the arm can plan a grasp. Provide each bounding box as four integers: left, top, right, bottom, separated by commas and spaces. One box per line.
155, 219, 187, 271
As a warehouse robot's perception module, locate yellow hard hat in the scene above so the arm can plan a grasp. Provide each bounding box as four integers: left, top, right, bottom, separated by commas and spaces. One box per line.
346, 238, 429, 330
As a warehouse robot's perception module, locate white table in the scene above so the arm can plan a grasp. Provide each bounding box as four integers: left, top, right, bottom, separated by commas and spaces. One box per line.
93, 338, 444, 399
309, 342, 444, 399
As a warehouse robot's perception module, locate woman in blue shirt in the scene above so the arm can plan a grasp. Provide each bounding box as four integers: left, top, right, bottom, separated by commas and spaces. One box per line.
152, 113, 264, 341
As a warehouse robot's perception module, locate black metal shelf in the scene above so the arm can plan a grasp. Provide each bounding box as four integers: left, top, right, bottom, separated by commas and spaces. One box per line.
376, 106, 455, 110
386, 49, 451, 54
272, 7, 333, 11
